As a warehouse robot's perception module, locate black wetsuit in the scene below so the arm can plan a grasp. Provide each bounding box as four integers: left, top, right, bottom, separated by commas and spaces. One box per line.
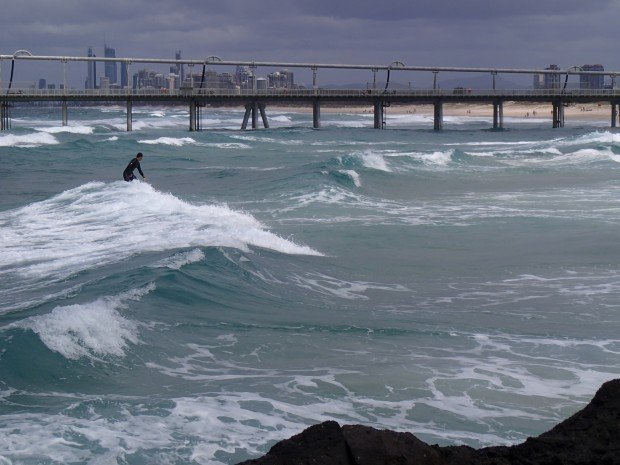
123, 158, 144, 181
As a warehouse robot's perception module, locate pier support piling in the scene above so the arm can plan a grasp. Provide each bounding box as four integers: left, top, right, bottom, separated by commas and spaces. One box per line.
612, 103, 618, 128
552, 101, 565, 128
373, 101, 384, 129
251, 102, 258, 129
259, 103, 269, 129
126, 99, 132, 131
189, 101, 196, 131
61, 100, 68, 126
313, 99, 321, 129
492, 101, 504, 129
241, 104, 251, 130
0, 102, 9, 130
433, 100, 443, 131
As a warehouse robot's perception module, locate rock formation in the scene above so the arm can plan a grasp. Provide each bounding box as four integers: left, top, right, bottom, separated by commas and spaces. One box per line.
237, 379, 620, 465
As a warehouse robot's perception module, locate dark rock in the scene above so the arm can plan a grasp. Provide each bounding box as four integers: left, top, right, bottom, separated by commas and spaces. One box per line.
238, 420, 354, 465
237, 379, 620, 465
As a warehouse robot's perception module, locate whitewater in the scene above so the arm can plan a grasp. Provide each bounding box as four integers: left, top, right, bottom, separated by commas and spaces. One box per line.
1, 106, 619, 464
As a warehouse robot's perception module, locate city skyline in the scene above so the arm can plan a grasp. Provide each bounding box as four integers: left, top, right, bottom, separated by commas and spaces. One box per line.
1, 0, 619, 87
16, 47, 618, 92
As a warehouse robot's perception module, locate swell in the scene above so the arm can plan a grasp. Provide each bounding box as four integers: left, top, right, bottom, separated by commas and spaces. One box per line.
0, 181, 321, 313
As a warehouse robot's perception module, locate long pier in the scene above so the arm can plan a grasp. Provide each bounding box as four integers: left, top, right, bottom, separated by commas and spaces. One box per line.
1, 52, 619, 131
2, 87, 619, 131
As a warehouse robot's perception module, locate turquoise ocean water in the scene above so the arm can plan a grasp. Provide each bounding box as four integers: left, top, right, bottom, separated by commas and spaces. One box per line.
1, 105, 620, 464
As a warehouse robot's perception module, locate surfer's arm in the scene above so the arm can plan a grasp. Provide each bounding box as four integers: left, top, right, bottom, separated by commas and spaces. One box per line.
137, 163, 145, 178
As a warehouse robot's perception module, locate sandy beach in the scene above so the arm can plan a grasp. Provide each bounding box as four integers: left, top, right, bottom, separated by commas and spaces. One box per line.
270, 101, 617, 122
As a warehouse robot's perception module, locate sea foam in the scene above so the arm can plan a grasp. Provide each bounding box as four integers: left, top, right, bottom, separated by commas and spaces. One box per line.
0, 132, 59, 147
0, 181, 321, 312
7, 285, 152, 360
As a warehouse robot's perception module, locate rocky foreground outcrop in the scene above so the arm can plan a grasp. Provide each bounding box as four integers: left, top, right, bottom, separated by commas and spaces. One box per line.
237, 379, 620, 465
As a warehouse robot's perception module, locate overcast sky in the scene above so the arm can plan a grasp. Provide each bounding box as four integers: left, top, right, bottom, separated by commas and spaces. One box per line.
1, 0, 619, 87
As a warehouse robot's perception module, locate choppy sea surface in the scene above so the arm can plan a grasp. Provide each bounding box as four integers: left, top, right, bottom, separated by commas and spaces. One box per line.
1, 105, 619, 464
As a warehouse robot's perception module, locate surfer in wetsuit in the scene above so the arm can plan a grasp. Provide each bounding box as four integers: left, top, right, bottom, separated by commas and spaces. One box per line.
123, 153, 146, 181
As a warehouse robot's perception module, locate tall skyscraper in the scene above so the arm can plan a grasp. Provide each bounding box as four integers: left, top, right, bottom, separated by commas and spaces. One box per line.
104, 44, 117, 85
544, 65, 561, 89
120, 62, 128, 88
86, 46, 96, 89
580, 64, 604, 89
176, 50, 184, 85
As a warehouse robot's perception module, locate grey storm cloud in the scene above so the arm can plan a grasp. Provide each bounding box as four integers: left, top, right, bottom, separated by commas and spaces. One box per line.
1, 0, 619, 85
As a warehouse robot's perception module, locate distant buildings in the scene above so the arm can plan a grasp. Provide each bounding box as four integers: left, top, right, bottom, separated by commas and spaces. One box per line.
76, 50, 610, 92
104, 45, 117, 86
79, 46, 307, 91
580, 64, 605, 89
268, 69, 294, 88
534, 63, 607, 89
120, 62, 128, 88
86, 46, 96, 89
169, 50, 184, 88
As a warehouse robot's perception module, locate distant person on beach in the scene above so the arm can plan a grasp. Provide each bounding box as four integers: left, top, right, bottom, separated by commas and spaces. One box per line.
123, 153, 146, 182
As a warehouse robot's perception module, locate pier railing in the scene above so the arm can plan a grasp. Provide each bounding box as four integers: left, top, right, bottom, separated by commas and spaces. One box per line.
3, 87, 620, 99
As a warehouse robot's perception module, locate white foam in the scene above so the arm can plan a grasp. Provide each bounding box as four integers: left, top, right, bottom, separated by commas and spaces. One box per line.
270, 115, 293, 123
290, 272, 409, 300
0, 132, 59, 147
357, 150, 392, 172
36, 125, 94, 135
204, 142, 251, 149
152, 249, 205, 270
411, 150, 453, 166
138, 137, 197, 146
571, 130, 620, 145
0, 182, 320, 311
337, 170, 362, 187
7, 285, 151, 360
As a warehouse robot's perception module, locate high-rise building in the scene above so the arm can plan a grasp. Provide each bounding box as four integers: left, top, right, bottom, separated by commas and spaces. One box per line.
267, 69, 295, 89
544, 65, 561, 89
176, 50, 184, 86
169, 51, 184, 88
104, 44, 117, 85
580, 64, 604, 89
235, 66, 251, 88
533, 74, 545, 89
86, 46, 96, 89
120, 62, 128, 88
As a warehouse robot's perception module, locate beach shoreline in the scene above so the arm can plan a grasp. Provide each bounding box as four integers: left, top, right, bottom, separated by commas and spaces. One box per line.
265, 101, 617, 121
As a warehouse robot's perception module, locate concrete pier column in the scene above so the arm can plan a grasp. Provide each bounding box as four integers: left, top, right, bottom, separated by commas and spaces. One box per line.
189, 101, 196, 131
196, 104, 202, 131
259, 103, 269, 128
241, 104, 251, 130
312, 99, 321, 129
492, 101, 504, 129
552, 101, 565, 128
126, 99, 132, 131
0, 102, 9, 130
433, 100, 443, 131
611, 103, 617, 128
61, 100, 68, 126
373, 101, 384, 129
251, 102, 258, 129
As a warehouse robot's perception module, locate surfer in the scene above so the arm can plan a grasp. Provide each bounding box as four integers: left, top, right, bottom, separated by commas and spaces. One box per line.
123, 152, 146, 182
